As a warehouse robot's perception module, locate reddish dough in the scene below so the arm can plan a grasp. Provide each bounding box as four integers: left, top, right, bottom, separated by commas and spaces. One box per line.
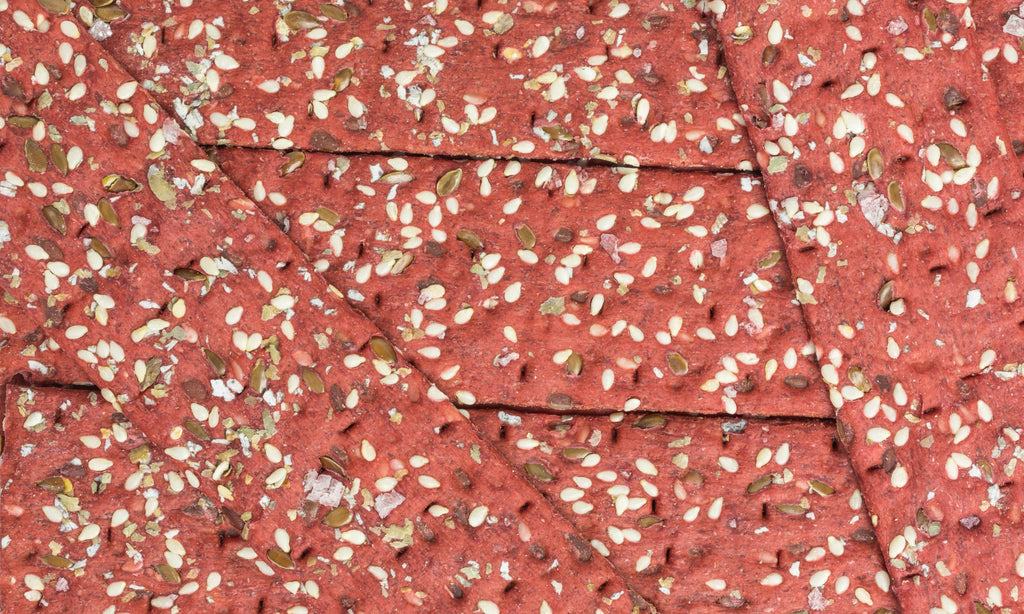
88, 0, 753, 169
0, 5, 645, 612
711, 0, 1024, 611
215, 149, 825, 417
471, 410, 899, 612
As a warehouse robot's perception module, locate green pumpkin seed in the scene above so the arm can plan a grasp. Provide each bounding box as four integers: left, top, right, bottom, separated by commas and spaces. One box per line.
283, 10, 319, 30
542, 125, 572, 141
566, 352, 582, 376
877, 280, 894, 310
524, 462, 554, 482
317, 207, 340, 225
320, 3, 348, 21
562, 447, 589, 460
436, 168, 463, 196
89, 0, 115, 7
97, 197, 120, 226
184, 419, 211, 441
154, 563, 181, 583
140, 357, 161, 391
267, 548, 294, 569
25, 139, 47, 172
809, 480, 835, 496
319, 455, 346, 476
975, 601, 993, 614
936, 142, 966, 170
666, 353, 688, 375
637, 516, 663, 528
278, 151, 305, 176
301, 367, 325, 394
515, 224, 536, 250
49, 144, 68, 176
887, 181, 904, 212
41, 554, 73, 568
101, 174, 139, 193
90, 238, 111, 259
94, 4, 127, 21
758, 251, 781, 269
324, 505, 352, 527
633, 414, 665, 430
250, 358, 266, 393
774, 504, 806, 515
457, 230, 483, 252
746, 474, 773, 494
37, 476, 70, 494
369, 336, 397, 363
332, 67, 353, 92
203, 348, 227, 377
866, 147, 883, 180
42, 205, 66, 235
37, 0, 70, 14
174, 267, 207, 282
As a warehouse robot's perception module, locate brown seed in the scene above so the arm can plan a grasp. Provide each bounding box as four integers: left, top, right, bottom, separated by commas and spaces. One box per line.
666, 353, 688, 375
923, 7, 937, 31
877, 280, 894, 311
565, 352, 582, 376
184, 419, 211, 441
369, 336, 397, 363
97, 197, 120, 227
746, 474, 773, 494
101, 174, 139, 193
774, 504, 805, 515
455, 229, 483, 250
89, 238, 111, 259
49, 143, 68, 176
25, 139, 47, 172
42, 205, 66, 235
324, 506, 352, 528
203, 348, 227, 377
632, 414, 666, 430
761, 44, 778, 65
280, 151, 305, 176
37, 476, 70, 494
866, 147, 883, 180
553, 227, 574, 243
565, 533, 592, 562
524, 462, 554, 482
320, 3, 348, 21
943, 87, 967, 110
174, 267, 207, 282
953, 572, 968, 596
319, 455, 346, 477
94, 4, 127, 21
41, 554, 73, 568
515, 224, 536, 250
140, 357, 161, 391
154, 564, 181, 583
436, 168, 463, 196
783, 375, 809, 389
302, 366, 325, 394
267, 548, 294, 569
283, 10, 320, 30
637, 516, 663, 528
332, 67, 353, 92
37, 0, 69, 13
546, 392, 573, 410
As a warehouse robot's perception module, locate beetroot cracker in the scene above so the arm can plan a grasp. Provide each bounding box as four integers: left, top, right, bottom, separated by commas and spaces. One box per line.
87, 0, 752, 169
0, 310, 91, 386
215, 148, 824, 417
711, 0, 1024, 611
975, 2, 1024, 157
0, 5, 645, 612
1, 386, 297, 613
471, 410, 898, 612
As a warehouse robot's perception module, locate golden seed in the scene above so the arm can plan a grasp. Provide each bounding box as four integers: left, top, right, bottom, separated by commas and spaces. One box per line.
320, 3, 348, 20
203, 348, 227, 377
758, 251, 781, 269
887, 182, 904, 212
316, 207, 340, 226
731, 25, 753, 42
184, 419, 211, 441
666, 353, 688, 376
174, 268, 207, 282
436, 168, 463, 196
637, 516, 663, 528
324, 506, 352, 528
492, 13, 514, 34
923, 7, 937, 31
809, 480, 835, 496
747, 474, 773, 494
774, 504, 805, 515
101, 174, 139, 193
283, 10, 319, 30
37, 0, 70, 14
140, 357, 161, 391
37, 476, 71, 494
97, 197, 120, 227
128, 444, 151, 464
369, 336, 397, 363
41, 554, 73, 568
936, 142, 966, 170
154, 563, 181, 583
301, 366, 325, 394
566, 352, 582, 376
562, 447, 590, 460
88, 0, 115, 7
148, 170, 176, 203
761, 45, 778, 65
390, 252, 414, 275
848, 366, 870, 393
250, 358, 266, 393
94, 4, 127, 21
267, 548, 294, 569
332, 68, 353, 92
319, 455, 346, 477
50, 144, 68, 176
7, 115, 41, 129
25, 139, 47, 172
682, 470, 704, 486
280, 151, 305, 176
866, 147, 883, 180
90, 238, 111, 259
515, 224, 536, 250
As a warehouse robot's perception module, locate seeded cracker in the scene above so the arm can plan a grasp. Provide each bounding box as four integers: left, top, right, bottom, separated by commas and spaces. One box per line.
471, 410, 899, 612
711, 0, 1024, 611
0, 4, 644, 612
89, 0, 753, 168
215, 148, 825, 417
